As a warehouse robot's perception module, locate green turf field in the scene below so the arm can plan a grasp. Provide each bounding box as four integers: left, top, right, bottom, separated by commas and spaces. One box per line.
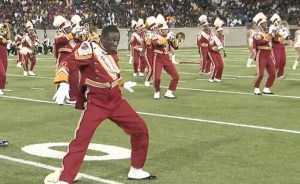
0, 47, 299, 184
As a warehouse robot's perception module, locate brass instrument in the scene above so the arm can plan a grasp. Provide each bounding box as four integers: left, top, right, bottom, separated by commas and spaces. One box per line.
0, 22, 11, 36
83, 23, 100, 43
175, 32, 185, 44
279, 21, 289, 30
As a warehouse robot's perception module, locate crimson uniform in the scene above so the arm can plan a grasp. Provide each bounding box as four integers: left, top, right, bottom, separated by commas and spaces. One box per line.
54, 32, 78, 102
252, 32, 276, 89
15, 33, 24, 66
197, 29, 212, 74
0, 37, 8, 90
21, 32, 39, 73
54, 41, 149, 183
54, 32, 76, 67
130, 32, 146, 75
144, 30, 155, 84
208, 34, 224, 81
272, 27, 289, 78
152, 35, 179, 93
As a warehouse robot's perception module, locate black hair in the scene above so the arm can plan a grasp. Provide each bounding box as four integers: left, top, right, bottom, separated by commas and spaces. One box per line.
101, 25, 119, 38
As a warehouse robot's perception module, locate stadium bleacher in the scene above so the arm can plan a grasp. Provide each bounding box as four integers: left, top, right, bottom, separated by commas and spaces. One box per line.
0, 0, 299, 31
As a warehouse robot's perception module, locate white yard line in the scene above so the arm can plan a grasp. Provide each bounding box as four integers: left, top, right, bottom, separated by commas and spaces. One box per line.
5, 73, 300, 98
8, 64, 55, 68
31, 87, 45, 90
1, 95, 300, 135
7, 74, 54, 79
0, 154, 123, 184
159, 85, 300, 99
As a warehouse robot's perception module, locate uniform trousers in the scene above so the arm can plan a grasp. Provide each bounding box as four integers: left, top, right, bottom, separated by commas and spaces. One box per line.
145, 48, 154, 82
253, 50, 276, 88
22, 53, 36, 71
59, 86, 149, 184
133, 50, 146, 73
208, 51, 224, 80
272, 44, 286, 78
199, 47, 211, 73
0, 45, 7, 89
153, 53, 179, 92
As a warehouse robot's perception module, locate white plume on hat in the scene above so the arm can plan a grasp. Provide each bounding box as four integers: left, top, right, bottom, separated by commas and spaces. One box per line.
156, 14, 168, 29
131, 20, 137, 29
199, 15, 209, 26
270, 13, 281, 24
71, 14, 82, 25
253, 12, 267, 26
145, 16, 157, 29
214, 17, 224, 31
53, 15, 71, 29
26, 21, 34, 29
137, 18, 144, 27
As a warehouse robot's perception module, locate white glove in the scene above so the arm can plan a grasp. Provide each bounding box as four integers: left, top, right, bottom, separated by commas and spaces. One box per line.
137, 48, 143, 52
71, 27, 82, 34
52, 83, 70, 105
166, 32, 175, 40
123, 81, 137, 92
268, 25, 277, 34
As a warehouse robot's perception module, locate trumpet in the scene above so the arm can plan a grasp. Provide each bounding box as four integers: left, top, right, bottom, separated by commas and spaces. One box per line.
0, 22, 11, 36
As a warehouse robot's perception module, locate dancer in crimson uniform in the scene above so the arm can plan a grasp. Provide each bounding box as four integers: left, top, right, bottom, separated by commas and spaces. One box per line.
197, 14, 212, 75
15, 29, 24, 68
53, 15, 79, 104
19, 21, 39, 76
46, 25, 156, 184
152, 14, 179, 99
252, 12, 276, 95
208, 17, 225, 83
143, 16, 157, 87
0, 23, 9, 95
130, 19, 146, 77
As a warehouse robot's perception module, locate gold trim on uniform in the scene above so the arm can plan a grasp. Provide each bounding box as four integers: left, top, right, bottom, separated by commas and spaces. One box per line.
257, 46, 272, 50
74, 50, 93, 60
84, 78, 119, 89
59, 48, 73, 53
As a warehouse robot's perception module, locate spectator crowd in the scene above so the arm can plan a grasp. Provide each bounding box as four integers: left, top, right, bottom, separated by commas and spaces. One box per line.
0, 0, 299, 31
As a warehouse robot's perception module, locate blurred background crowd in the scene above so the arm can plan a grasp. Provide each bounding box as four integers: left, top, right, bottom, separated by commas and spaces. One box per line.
0, 0, 299, 31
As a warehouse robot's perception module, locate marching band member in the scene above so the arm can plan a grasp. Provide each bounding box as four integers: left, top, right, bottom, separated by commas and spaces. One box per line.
130, 18, 146, 77
252, 12, 276, 95
144, 16, 157, 87
49, 25, 156, 183
128, 21, 136, 64
53, 15, 75, 68
197, 15, 212, 75
246, 22, 257, 67
292, 22, 300, 70
62, 14, 84, 104
0, 23, 9, 95
152, 14, 179, 99
208, 17, 225, 83
15, 28, 25, 68
270, 13, 290, 79
19, 21, 39, 76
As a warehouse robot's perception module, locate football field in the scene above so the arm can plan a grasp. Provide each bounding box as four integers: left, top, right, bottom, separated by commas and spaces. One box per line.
0, 47, 300, 184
